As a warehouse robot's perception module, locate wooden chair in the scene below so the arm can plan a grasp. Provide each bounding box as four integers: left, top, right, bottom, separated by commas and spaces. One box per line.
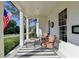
41, 34, 56, 48
46, 35, 56, 48
41, 33, 49, 48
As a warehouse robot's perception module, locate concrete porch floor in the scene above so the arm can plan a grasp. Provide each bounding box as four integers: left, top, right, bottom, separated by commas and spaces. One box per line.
5, 42, 60, 58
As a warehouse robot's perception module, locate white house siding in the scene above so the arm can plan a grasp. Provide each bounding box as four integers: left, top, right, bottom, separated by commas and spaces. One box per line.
49, 2, 79, 58
39, 16, 48, 34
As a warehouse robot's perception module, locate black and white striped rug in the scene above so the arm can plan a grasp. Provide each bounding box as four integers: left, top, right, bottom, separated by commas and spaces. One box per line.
15, 45, 60, 58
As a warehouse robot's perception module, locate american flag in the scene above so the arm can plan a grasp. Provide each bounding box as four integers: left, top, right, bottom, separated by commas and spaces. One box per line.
3, 9, 12, 29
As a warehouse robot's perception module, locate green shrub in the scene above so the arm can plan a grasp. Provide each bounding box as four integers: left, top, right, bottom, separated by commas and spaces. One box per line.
29, 33, 37, 38
4, 37, 19, 55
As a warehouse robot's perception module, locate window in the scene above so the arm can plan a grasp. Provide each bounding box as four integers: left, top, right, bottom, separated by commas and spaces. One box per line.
58, 8, 67, 42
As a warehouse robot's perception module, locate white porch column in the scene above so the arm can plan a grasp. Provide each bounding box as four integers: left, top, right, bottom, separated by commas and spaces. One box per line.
20, 10, 24, 47
36, 18, 39, 37
26, 17, 29, 40
0, 2, 4, 57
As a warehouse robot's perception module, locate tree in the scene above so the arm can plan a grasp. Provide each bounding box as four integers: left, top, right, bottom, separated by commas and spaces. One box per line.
15, 26, 20, 34
4, 20, 17, 34
8, 20, 16, 27
4, 2, 20, 34
24, 25, 26, 33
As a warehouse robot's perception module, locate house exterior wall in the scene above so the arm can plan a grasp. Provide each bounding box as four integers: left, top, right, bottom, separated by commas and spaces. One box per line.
49, 2, 79, 58
39, 16, 48, 34
0, 2, 4, 57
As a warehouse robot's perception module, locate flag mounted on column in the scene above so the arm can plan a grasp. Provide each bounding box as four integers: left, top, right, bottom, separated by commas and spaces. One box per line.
3, 9, 12, 29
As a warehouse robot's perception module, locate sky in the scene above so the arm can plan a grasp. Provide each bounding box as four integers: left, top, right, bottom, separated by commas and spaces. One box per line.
4, 1, 20, 26
30, 19, 37, 27
4, 1, 37, 27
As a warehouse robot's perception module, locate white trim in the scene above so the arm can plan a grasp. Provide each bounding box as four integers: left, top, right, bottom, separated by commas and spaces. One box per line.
36, 18, 39, 37
20, 11, 24, 46
26, 17, 29, 40
0, 1, 4, 57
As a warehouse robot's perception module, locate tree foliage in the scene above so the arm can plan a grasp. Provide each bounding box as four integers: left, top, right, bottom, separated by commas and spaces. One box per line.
4, 20, 20, 34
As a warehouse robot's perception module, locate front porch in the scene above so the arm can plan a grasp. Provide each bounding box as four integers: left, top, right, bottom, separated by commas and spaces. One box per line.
5, 41, 60, 58
1, 1, 79, 58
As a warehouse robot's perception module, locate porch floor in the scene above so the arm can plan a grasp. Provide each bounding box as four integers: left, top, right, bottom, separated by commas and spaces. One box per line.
13, 43, 60, 58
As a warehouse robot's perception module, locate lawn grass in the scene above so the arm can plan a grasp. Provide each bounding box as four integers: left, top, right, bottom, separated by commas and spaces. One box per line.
4, 36, 19, 55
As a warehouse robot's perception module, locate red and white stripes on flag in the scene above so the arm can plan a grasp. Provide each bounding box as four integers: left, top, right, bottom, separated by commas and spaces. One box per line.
3, 9, 12, 29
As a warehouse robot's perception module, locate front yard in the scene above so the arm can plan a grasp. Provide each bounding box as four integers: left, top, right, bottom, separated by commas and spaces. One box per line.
4, 36, 19, 55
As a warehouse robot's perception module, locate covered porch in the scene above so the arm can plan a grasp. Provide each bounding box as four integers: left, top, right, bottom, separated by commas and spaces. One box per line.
0, 1, 79, 58
0, 1, 60, 58
5, 1, 60, 58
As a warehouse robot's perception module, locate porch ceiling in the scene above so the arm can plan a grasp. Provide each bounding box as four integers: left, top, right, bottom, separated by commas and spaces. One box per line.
14, 1, 58, 17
